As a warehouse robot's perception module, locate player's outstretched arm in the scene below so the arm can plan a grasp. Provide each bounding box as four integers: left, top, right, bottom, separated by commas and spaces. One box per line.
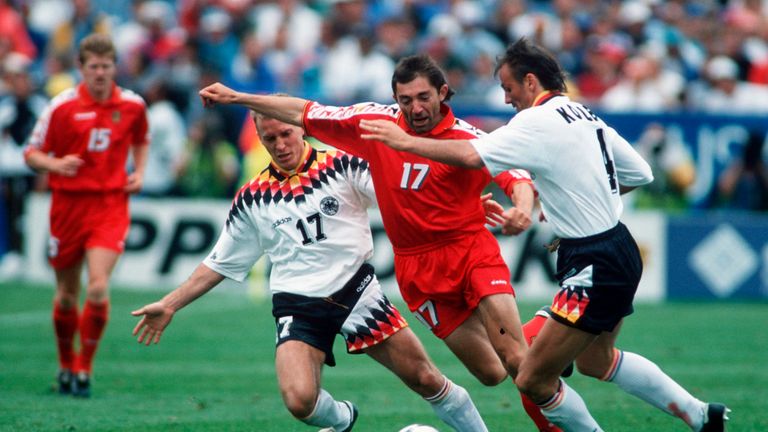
198, 82, 307, 127
132, 263, 225, 345
359, 119, 484, 168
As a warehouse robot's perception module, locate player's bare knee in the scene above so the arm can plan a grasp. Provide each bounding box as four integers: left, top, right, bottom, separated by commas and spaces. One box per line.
55, 291, 78, 308
283, 390, 317, 419
474, 365, 508, 386
85, 279, 110, 302
401, 361, 444, 396
514, 371, 546, 400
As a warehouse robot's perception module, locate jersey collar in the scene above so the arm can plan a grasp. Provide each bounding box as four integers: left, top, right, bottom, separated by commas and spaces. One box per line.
396, 103, 455, 136
532, 91, 561, 107
268, 141, 313, 179
77, 82, 120, 106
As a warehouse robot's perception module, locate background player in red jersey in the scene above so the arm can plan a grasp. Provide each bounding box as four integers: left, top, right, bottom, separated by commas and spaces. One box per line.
24, 34, 149, 398
199, 55, 563, 430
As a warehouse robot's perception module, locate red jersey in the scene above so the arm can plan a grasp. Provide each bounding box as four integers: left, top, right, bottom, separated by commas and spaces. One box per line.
26, 83, 149, 192
303, 101, 531, 253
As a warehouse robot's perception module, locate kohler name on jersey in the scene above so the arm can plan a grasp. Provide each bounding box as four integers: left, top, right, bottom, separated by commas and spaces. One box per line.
555, 103, 600, 124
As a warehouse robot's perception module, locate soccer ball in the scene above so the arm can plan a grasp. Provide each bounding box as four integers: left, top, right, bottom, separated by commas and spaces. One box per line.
397, 425, 440, 432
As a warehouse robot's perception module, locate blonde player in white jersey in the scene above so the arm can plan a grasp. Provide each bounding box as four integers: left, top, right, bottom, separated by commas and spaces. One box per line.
360, 38, 729, 432
131, 110, 488, 432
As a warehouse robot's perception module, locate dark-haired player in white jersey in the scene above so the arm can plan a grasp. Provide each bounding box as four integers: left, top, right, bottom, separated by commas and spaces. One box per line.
131, 112, 488, 432
360, 38, 729, 432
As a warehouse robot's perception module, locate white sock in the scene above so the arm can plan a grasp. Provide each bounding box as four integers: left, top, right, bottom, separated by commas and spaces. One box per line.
604, 350, 707, 430
425, 377, 488, 432
539, 379, 603, 432
300, 389, 352, 430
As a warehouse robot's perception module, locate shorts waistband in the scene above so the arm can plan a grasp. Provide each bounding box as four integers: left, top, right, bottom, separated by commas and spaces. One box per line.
332, 263, 375, 301
271, 263, 375, 318
559, 222, 625, 247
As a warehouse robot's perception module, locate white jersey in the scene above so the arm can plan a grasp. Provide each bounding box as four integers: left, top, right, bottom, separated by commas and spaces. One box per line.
203, 146, 376, 297
471, 94, 653, 239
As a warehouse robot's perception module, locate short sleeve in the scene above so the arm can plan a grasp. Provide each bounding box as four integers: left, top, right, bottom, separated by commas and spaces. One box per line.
470, 113, 549, 177
202, 218, 265, 282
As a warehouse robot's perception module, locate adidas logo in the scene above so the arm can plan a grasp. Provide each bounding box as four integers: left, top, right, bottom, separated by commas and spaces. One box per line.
356, 274, 372, 292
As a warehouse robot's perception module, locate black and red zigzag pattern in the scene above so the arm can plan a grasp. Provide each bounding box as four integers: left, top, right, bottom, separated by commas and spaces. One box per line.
226, 148, 369, 228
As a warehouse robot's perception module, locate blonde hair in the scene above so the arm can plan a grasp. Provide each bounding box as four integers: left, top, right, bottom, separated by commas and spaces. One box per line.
78, 33, 116, 64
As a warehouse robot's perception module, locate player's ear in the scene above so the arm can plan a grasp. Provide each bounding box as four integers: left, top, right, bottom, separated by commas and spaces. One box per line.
438, 84, 449, 102
524, 73, 539, 92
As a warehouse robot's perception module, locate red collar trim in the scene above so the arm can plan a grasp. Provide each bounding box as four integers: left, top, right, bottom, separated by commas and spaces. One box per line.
532, 91, 561, 107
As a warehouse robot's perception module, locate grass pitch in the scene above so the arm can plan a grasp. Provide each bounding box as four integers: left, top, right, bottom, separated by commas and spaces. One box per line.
0, 280, 765, 431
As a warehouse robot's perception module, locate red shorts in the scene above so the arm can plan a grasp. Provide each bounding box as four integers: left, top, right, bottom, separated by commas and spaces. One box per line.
48, 191, 130, 269
394, 230, 514, 339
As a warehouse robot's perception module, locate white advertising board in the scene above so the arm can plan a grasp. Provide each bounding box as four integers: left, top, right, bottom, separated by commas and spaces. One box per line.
24, 194, 664, 301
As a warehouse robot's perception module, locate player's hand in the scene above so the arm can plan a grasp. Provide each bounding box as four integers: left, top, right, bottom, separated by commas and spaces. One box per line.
124, 172, 143, 194
360, 119, 410, 150
199, 82, 239, 107
132, 302, 175, 345
481, 193, 505, 227
501, 207, 532, 236
53, 154, 84, 176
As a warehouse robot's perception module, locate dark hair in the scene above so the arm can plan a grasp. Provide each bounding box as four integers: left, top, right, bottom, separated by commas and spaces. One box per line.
391, 54, 455, 102
495, 38, 567, 93
78, 33, 116, 64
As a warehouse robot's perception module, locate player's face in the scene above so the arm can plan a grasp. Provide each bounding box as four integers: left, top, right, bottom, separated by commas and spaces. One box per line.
498, 64, 536, 112
394, 76, 448, 134
79, 53, 116, 101
258, 117, 306, 172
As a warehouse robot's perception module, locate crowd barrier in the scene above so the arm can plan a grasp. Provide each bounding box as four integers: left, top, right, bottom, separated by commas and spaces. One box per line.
21, 194, 767, 301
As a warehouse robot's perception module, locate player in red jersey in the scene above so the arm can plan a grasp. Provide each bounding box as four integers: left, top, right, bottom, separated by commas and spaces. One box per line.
24, 34, 149, 398
199, 55, 562, 430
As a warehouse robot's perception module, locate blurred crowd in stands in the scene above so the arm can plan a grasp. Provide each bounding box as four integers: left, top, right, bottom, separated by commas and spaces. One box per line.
1, 0, 768, 231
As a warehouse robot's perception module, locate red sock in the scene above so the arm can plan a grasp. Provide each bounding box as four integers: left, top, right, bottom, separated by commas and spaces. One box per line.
53, 301, 79, 370
522, 313, 547, 346
75, 300, 110, 374
519, 313, 562, 431
521, 393, 563, 432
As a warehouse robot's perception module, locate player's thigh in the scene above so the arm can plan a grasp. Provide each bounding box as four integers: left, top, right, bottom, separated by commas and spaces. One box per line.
275, 340, 325, 403
85, 247, 121, 282
444, 312, 508, 386
475, 293, 527, 372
